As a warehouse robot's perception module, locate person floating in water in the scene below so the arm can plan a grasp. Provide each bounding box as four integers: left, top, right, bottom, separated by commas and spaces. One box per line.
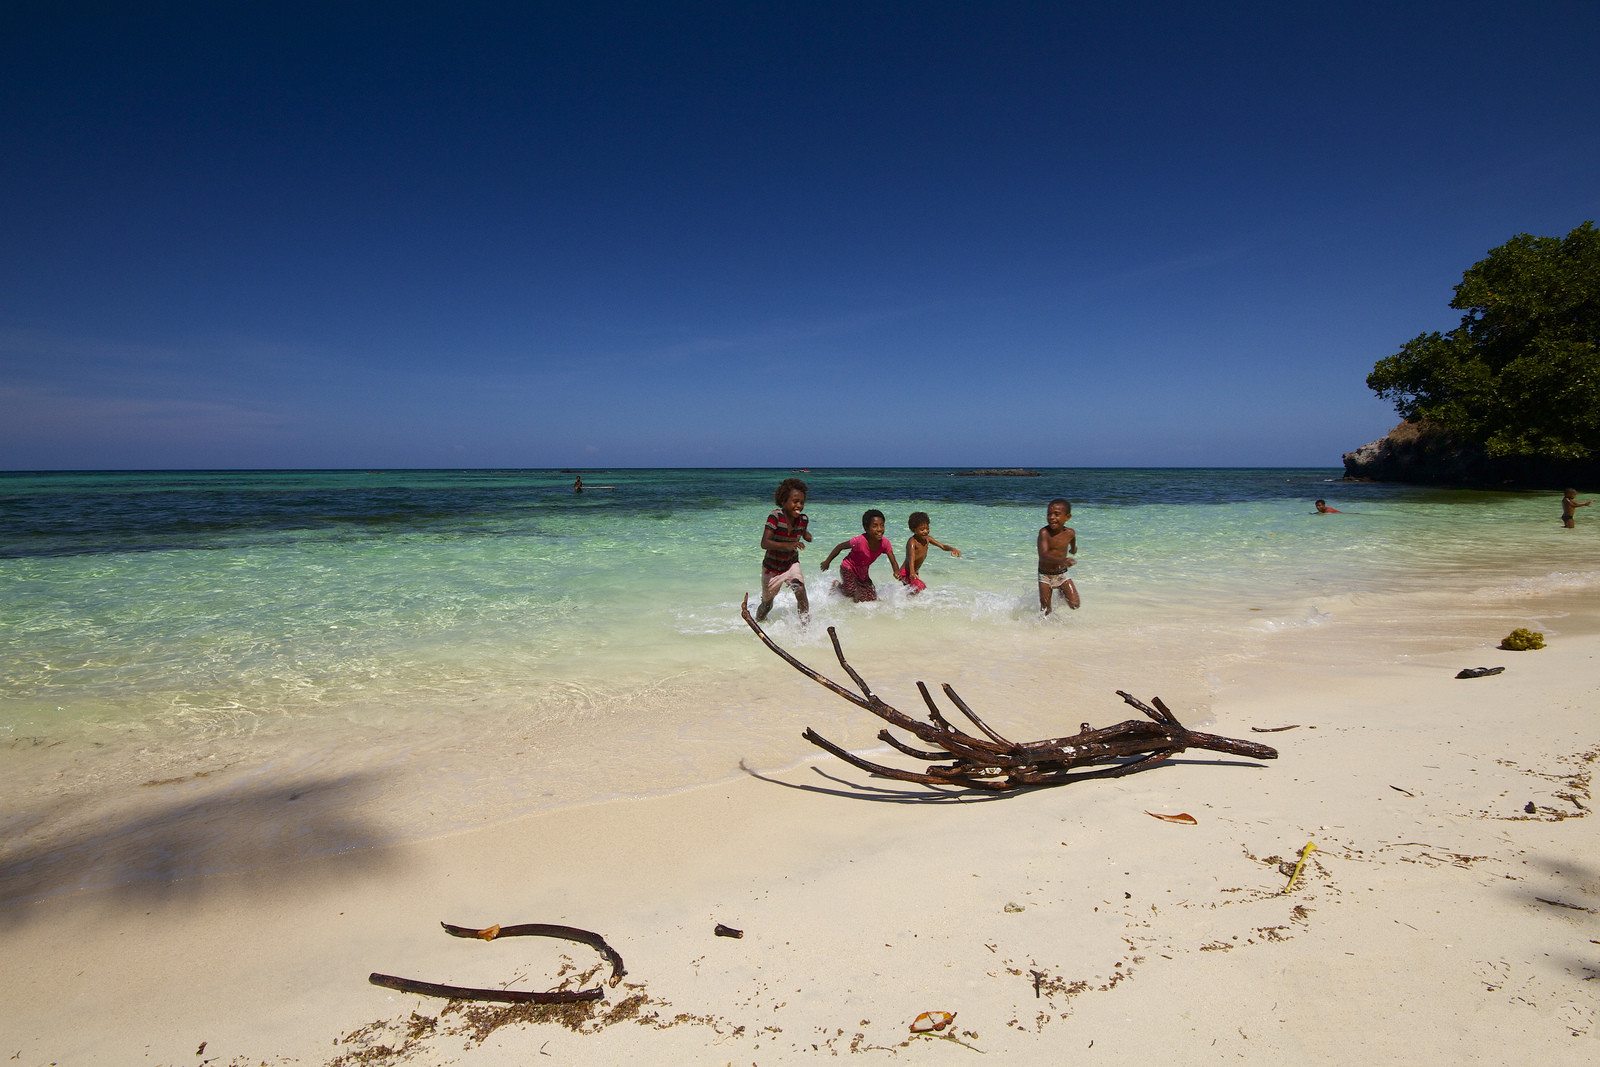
756, 478, 812, 621
898, 511, 960, 594
821, 509, 901, 603
1314, 499, 1339, 513
1562, 488, 1592, 528
1037, 498, 1079, 614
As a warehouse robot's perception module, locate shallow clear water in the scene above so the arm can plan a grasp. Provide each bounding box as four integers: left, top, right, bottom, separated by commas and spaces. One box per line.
3, 468, 1596, 896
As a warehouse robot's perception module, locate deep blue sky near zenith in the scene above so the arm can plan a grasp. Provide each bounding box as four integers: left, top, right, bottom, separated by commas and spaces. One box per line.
3, 3, 1597, 470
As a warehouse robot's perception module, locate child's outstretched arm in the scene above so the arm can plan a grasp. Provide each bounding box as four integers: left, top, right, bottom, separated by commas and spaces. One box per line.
929, 537, 961, 557
883, 540, 900, 576
820, 540, 852, 570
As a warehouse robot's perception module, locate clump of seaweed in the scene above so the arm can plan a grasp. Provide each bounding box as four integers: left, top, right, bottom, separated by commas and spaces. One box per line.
1500, 628, 1545, 651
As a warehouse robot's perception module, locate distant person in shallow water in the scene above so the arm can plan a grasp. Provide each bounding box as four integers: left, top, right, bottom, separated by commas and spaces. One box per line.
821, 509, 900, 603
898, 511, 960, 594
1037, 498, 1080, 613
756, 478, 812, 621
1314, 499, 1339, 513
574, 475, 583, 493
1562, 488, 1591, 528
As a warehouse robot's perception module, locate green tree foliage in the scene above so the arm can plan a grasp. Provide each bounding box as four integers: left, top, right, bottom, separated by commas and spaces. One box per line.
1368, 221, 1600, 460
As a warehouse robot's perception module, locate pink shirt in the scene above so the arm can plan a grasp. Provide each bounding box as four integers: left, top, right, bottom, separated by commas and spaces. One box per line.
840, 534, 892, 578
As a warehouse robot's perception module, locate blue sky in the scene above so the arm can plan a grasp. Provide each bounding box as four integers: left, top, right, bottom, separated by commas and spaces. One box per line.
3, 2, 1597, 470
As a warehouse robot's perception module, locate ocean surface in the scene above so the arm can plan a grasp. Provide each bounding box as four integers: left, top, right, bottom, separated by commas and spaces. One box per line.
3, 467, 1597, 899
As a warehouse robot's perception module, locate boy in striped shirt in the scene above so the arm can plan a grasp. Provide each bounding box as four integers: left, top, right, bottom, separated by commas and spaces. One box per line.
756, 478, 812, 621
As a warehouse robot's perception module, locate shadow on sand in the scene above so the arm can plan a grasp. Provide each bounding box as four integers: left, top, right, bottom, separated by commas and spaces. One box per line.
1513, 852, 1600, 986
0, 770, 397, 923
740, 753, 1271, 804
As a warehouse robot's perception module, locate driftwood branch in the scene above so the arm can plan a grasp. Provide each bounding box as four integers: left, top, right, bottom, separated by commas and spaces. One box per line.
368, 922, 626, 1004
741, 595, 1276, 790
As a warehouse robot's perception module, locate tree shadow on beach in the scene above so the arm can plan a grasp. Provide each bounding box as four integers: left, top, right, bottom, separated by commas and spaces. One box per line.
1512, 852, 1600, 986
0, 769, 397, 925
740, 754, 1272, 804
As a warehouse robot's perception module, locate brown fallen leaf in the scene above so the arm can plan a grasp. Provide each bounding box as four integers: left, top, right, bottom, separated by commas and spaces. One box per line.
1145, 811, 1197, 825
910, 1011, 955, 1033
475, 924, 501, 941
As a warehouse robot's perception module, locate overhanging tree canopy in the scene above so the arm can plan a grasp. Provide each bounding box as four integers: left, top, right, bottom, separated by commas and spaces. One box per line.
1367, 221, 1600, 461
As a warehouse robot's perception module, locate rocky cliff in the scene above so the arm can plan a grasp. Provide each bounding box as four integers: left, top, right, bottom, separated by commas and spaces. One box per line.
1343, 421, 1597, 488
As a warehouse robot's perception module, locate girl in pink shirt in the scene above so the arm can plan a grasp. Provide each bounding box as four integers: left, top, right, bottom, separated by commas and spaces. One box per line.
821, 509, 900, 602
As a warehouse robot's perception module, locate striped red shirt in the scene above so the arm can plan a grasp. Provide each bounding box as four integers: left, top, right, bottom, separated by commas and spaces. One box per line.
762, 509, 809, 572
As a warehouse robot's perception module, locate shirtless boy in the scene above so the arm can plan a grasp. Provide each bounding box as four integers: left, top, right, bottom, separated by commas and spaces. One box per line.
1037, 498, 1080, 613
1562, 488, 1592, 528
898, 511, 960, 593
756, 478, 812, 621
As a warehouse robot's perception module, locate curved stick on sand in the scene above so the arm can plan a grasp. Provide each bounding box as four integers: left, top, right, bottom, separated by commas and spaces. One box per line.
368, 922, 626, 1004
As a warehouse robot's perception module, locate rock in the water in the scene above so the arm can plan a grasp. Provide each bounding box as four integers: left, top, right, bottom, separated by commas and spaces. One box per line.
954, 468, 1042, 477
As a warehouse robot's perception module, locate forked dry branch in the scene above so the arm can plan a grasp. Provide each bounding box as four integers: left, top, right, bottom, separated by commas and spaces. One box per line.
741, 595, 1277, 790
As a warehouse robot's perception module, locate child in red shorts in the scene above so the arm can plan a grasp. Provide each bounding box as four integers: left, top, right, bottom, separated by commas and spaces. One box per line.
897, 511, 960, 593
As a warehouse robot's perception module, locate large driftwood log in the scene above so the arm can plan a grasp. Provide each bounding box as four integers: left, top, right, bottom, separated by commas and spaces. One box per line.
741, 595, 1276, 790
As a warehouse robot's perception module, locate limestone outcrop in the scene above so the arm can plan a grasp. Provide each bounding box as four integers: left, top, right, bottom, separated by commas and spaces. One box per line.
1343, 421, 1596, 488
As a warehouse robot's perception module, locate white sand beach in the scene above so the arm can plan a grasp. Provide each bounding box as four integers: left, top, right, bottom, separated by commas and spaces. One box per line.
4, 586, 1598, 1066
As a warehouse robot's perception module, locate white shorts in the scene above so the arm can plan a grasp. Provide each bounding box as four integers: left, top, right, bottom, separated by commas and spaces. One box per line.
762, 561, 805, 600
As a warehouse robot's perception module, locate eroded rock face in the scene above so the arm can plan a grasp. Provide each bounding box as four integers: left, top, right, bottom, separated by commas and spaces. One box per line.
1342, 421, 1595, 488
1342, 421, 1467, 482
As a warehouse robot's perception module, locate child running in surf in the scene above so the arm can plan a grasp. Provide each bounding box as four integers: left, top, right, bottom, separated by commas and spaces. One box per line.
821, 509, 901, 602
756, 478, 813, 621
1037, 497, 1080, 614
897, 511, 961, 594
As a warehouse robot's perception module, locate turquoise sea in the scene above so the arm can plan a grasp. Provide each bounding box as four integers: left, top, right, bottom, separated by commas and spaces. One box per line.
3, 468, 1597, 899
